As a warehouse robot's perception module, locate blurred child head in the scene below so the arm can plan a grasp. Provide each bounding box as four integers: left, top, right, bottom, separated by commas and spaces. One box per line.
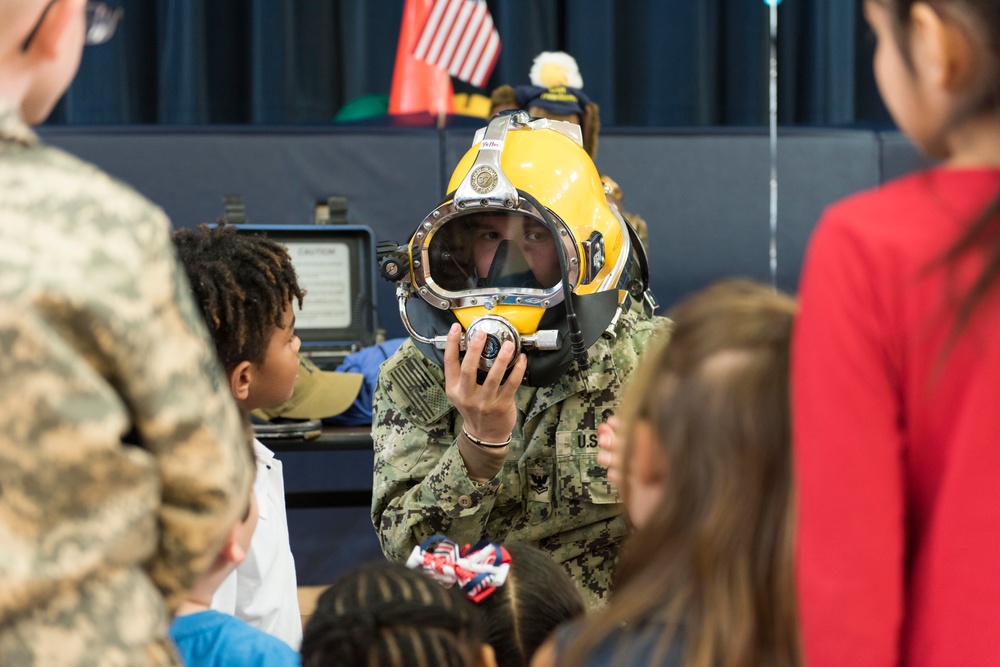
479, 542, 584, 667
864, 0, 999, 161
0, 0, 87, 124
301, 559, 496, 667
561, 279, 798, 667
865, 1, 1000, 335
409, 538, 585, 667
172, 222, 304, 411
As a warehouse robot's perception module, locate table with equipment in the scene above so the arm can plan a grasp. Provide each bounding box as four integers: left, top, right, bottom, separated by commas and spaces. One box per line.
265, 425, 375, 510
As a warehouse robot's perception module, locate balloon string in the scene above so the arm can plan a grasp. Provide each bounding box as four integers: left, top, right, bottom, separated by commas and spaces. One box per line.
768, 0, 779, 290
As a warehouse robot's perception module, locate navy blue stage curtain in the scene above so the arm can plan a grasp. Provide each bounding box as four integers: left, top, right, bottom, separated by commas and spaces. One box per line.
46, 0, 891, 128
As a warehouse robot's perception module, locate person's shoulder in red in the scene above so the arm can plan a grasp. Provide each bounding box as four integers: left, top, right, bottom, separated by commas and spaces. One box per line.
821, 168, 936, 234
820, 167, 1000, 234
809, 167, 1000, 272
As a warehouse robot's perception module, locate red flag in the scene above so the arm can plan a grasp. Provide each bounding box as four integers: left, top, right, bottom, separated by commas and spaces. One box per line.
389, 0, 454, 116
412, 0, 501, 89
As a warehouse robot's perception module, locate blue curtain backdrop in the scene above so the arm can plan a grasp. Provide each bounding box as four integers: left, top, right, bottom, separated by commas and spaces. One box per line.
47, 0, 891, 128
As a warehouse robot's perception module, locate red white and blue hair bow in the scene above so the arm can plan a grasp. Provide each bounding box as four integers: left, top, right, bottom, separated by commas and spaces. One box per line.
406, 534, 511, 603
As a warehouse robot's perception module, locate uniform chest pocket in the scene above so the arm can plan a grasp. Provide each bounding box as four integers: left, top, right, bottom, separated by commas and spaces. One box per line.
524, 430, 620, 526
554, 452, 619, 505
554, 429, 618, 504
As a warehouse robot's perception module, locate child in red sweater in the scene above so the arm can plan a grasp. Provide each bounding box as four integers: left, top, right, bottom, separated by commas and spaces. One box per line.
793, 2, 1000, 665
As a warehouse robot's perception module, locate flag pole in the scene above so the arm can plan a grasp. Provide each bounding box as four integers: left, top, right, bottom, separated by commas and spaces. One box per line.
436, 67, 448, 129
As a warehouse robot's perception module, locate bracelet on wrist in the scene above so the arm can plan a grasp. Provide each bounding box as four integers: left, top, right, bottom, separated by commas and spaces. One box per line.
462, 426, 511, 449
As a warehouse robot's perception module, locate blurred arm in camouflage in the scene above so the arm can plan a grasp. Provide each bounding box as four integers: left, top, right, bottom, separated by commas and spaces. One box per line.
0, 105, 253, 626
127, 208, 255, 610
0, 4, 251, 663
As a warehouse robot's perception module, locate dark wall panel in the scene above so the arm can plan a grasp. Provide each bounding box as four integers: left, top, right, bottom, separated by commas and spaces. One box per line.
880, 132, 933, 183
40, 128, 441, 232
772, 130, 882, 293
598, 132, 775, 308
40, 127, 442, 339
451, 128, 883, 309
38, 126, 917, 331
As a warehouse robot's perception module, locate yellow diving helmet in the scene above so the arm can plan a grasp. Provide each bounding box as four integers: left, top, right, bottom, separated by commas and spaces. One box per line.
380, 110, 655, 386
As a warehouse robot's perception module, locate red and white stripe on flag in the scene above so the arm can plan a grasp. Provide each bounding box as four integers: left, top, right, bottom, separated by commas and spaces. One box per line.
411, 0, 500, 88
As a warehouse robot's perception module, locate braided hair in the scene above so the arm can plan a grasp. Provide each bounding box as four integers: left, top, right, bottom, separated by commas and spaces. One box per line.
471, 542, 584, 667
172, 221, 304, 370
301, 560, 489, 667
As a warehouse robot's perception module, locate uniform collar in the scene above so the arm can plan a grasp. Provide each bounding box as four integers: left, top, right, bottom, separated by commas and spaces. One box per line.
0, 97, 39, 148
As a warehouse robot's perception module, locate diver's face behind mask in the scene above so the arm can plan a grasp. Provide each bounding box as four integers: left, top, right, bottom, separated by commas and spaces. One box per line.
388, 111, 649, 387
429, 211, 572, 294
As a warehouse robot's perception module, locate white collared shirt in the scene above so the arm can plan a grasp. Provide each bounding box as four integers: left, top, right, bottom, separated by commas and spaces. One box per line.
212, 439, 302, 650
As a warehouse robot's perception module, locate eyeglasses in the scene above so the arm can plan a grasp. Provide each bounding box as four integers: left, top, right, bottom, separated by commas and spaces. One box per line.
85, 2, 123, 46
21, 1, 123, 53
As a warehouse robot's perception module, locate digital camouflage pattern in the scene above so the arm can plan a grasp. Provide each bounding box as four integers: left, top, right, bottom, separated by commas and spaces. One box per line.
372, 306, 668, 607
0, 100, 253, 666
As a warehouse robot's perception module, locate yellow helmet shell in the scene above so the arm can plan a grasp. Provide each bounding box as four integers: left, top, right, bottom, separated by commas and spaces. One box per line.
447, 123, 628, 299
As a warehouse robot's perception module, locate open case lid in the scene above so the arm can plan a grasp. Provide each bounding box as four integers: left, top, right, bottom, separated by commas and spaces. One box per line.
232, 224, 379, 363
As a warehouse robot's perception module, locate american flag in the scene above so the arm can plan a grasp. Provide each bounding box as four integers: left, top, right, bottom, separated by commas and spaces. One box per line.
411, 0, 501, 88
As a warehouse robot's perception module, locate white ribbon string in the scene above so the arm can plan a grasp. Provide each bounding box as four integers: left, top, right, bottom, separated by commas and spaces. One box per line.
768, 0, 779, 290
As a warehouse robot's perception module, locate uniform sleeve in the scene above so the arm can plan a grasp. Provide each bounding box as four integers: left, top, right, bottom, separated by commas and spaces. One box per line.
101, 207, 253, 610
370, 347, 505, 562
793, 210, 905, 667
629, 315, 669, 358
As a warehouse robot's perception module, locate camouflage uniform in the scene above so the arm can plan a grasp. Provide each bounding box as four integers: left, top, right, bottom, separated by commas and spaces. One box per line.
0, 100, 253, 666
372, 307, 667, 607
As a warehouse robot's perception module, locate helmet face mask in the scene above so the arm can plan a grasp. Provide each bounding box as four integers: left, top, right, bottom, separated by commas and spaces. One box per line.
429, 211, 567, 293
417, 206, 579, 311
394, 111, 647, 386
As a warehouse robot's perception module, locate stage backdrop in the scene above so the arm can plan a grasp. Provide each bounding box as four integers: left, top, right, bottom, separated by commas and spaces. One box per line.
40, 125, 928, 339
47, 0, 891, 129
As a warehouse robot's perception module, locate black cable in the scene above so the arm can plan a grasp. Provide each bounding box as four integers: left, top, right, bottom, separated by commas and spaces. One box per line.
516, 190, 589, 371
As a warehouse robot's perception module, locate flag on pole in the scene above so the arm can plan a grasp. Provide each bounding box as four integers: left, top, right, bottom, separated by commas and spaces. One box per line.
412, 0, 501, 89
389, 0, 455, 116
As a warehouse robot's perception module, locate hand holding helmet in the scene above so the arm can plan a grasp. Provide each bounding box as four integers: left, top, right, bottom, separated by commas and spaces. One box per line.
444, 323, 526, 444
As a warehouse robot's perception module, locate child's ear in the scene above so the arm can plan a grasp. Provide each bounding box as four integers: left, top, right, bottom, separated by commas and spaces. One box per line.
228, 361, 253, 402
27, 0, 85, 60
909, 2, 972, 92
631, 420, 667, 487
528, 638, 555, 667
216, 524, 248, 566
936, 7, 979, 92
